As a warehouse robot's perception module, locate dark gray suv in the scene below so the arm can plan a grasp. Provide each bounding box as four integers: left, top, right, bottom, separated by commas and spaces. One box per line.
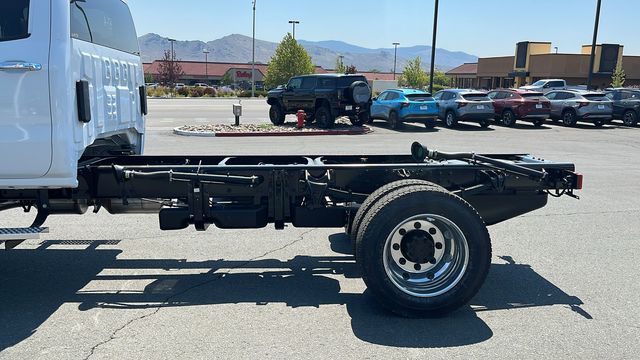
546, 90, 612, 127
605, 88, 640, 126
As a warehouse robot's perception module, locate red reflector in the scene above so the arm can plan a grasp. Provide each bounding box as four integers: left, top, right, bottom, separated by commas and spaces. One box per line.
575, 173, 583, 190
401, 102, 410, 108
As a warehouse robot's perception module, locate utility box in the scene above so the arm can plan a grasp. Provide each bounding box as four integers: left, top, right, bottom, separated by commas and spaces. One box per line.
233, 104, 243, 117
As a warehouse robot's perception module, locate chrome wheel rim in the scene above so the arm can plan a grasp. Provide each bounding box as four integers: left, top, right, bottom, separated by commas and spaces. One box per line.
446, 114, 453, 126
383, 214, 469, 297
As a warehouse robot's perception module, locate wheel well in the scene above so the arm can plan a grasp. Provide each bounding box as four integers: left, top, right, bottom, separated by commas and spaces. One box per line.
315, 99, 330, 111
562, 108, 576, 116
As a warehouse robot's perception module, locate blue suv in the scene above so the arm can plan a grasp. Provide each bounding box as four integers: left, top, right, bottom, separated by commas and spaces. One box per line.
370, 89, 439, 129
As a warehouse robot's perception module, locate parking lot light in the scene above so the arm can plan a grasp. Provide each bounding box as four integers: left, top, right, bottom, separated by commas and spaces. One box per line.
288, 20, 300, 39
428, 0, 440, 94
252, 0, 257, 98
393, 43, 400, 80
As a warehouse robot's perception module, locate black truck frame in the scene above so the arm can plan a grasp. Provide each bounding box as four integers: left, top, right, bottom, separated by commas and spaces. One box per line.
0, 143, 581, 317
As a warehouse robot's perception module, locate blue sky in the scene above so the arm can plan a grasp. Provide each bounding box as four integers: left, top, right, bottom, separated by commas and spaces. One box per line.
127, 0, 638, 57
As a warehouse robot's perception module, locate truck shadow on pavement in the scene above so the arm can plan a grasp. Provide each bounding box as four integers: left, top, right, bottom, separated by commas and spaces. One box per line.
0, 237, 589, 351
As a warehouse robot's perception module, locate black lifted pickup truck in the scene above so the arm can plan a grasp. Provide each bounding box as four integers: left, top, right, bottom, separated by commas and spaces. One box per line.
267, 74, 373, 128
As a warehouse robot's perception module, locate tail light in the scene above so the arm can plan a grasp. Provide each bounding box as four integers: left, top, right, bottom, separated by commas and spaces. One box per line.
457, 101, 468, 108
578, 101, 589, 108
575, 173, 583, 190
401, 102, 410, 108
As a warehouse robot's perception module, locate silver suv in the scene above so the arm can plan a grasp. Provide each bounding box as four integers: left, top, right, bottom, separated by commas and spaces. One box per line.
546, 90, 612, 127
433, 89, 494, 128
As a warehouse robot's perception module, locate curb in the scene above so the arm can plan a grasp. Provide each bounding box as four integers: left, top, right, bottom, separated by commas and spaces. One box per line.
173, 127, 371, 137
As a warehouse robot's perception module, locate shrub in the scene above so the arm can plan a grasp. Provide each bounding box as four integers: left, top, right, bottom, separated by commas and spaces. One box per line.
177, 86, 190, 97
189, 87, 206, 97
203, 87, 217, 97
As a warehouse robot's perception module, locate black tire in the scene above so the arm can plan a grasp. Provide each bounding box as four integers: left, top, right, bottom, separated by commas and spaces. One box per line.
356, 185, 491, 317
316, 105, 335, 129
594, 119, 605, 127
269, 104, 285, 125
350, 111, 370, 126
347, 180, 445, 254
533, 119, 544, 127
349, 81, 372, 105
622, 110, 638, 126
479, 119, 491, 128
562, 109, 577, 127
444, 111, 457, 128
501, 110, 516, 127
388, 111, 400, 130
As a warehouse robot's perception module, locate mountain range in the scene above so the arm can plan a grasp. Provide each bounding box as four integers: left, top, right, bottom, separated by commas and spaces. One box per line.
138, 33, 478, 72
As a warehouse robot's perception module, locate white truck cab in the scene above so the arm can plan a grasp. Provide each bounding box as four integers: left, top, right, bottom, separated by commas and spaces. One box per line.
0, 0, 146, 189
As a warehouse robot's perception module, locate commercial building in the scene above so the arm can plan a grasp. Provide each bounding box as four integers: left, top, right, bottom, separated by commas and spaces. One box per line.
447, 41, 640, 90
143, 60, 396, 87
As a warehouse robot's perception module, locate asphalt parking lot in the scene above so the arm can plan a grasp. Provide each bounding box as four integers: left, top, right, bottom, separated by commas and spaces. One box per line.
1, 98, 639, 359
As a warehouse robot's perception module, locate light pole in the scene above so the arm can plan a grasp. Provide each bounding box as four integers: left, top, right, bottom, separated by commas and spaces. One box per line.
339, 55, 344, 72
203, 49, 210, 84
252, 0, 257, 97
168, 38, 176, 92
554, 46, 558, 54
587, 0, 602, 90
392, 42, 400, 80
288, 20, 300, 39
428, 0, 439, 94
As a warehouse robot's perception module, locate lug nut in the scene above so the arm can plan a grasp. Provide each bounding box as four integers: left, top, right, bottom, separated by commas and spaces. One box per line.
414, 264, 422, 271
435, 242, 443, 250
429, 228, 437, 235
414, 222, 422, 229
399, 229, 406, 236
392, 243, 400, 251
399, 258, 407, 265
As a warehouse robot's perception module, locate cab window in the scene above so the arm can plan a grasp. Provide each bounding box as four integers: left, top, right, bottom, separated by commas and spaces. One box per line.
287, 78, 302, 90
0, 0, 30, 42
70, 0, 140, 55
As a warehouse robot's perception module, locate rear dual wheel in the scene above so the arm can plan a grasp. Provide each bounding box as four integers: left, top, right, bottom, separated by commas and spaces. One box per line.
355, 183, 491, 317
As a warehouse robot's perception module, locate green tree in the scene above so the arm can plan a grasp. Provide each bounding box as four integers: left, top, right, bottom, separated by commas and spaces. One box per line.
398, 56, 428, 89
264, 33, 315, 89
144, 73, 155, 83
611, 60, 626, 88
428, 70, 452, 92
220, 72, 234, 86
335, 56, 346, 73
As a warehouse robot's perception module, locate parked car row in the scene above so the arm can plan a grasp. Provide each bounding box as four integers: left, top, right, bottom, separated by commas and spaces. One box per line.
370, 87, 640, 129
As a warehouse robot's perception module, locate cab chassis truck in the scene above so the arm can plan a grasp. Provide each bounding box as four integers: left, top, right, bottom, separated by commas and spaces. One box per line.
0, 0, 582, 317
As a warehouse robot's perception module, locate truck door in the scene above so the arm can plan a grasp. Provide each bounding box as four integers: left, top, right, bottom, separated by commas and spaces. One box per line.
0, 0, 51, 179
283, 77, 302, 110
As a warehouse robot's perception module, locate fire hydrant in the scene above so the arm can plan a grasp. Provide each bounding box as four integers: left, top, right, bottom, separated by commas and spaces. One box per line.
296, 110, 306, 129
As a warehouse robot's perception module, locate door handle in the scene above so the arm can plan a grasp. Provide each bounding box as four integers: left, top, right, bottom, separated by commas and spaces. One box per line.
0, 61, 42, 72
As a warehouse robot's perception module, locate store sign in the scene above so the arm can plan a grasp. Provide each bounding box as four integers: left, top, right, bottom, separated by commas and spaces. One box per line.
236, 71, 252, 79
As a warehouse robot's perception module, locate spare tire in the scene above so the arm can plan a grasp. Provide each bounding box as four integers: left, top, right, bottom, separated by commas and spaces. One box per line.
349, 81, 372, 105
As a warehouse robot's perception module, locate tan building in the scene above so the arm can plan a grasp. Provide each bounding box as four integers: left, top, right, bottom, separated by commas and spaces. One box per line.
447, 41, 640, 90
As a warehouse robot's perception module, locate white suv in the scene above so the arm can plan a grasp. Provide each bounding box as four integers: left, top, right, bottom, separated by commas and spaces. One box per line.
0, 0, 146, 189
